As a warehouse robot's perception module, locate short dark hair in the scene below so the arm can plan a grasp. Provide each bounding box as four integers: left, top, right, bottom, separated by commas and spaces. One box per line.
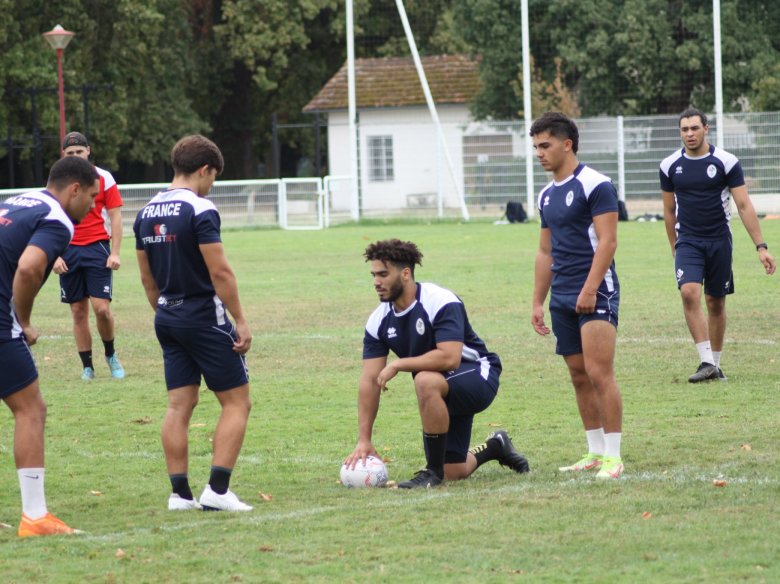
679, 107, 708, 127
171, 135, 224, 176
529, 111, 580, 154
364, 239, 423, 276
47, 156, 99, 190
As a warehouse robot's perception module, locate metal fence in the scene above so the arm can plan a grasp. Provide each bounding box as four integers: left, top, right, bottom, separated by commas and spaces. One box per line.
0, 178, 329, 230
2, 111, 779, 226
335, 111, 780, 219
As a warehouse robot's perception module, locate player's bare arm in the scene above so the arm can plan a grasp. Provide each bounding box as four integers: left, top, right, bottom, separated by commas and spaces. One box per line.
200, 241, 253, 354
532, 227, 553, 336
378, 341, 462, 392
345, 356, 386, 468
106, 206, 122, 270
12, 245, 49, 345
576, 211, 618, 314
661, 190, 677, 255
135, 250, 160, 311
730, 185, 777, 275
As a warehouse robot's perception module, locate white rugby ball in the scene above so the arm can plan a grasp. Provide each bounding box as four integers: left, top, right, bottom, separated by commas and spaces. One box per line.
340, 455, 388, 488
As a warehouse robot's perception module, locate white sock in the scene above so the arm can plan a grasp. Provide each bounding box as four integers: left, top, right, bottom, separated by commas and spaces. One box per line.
604, 433, 622, 458
18, 468, 47, 519
696, 341, 714, 365
585, 428, 605, 456
712, 351, 721, 367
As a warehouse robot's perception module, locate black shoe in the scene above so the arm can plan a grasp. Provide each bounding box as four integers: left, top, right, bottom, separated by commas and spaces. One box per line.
489, 430, 530, 473
398, 468, 443, 489
717, 368, 727, 381
688, 362, 719, 383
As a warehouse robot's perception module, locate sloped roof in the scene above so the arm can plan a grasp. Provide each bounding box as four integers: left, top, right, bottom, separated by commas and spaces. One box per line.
303, 54, 480, 112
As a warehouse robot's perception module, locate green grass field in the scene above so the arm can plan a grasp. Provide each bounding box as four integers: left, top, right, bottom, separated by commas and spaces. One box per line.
1, 218, 778, 583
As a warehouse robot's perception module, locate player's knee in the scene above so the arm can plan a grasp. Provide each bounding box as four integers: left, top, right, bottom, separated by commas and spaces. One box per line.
413, 371, 445, 402
93, 303, 113, 322
680, 287, 700, 307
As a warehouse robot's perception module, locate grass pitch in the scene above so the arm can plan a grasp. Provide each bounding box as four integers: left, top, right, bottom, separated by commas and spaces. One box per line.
1, 218, 778, 583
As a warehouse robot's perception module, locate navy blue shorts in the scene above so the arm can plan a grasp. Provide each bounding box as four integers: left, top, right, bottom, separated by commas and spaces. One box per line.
0, 338, 38, 399
422, 360, 500, 464
549, 291, 619, 356
59, 241, 113, 303
154, 322, 249, 392
675, 236, 734, 297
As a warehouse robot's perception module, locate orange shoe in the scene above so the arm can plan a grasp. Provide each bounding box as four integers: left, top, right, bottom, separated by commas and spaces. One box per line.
18, 512, 78, 538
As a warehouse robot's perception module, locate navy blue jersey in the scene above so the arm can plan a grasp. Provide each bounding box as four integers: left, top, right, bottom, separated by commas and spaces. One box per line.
538, 164, 620, 296
133, 188, 226, 327
363, 282, 501, 370
0, 190, 73, 340
659, 144, 744, 240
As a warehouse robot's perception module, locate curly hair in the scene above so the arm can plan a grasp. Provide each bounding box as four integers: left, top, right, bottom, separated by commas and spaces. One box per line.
364, 239, 423, 275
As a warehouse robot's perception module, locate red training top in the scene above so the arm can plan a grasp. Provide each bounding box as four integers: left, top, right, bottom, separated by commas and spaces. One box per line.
70, 166, 123, 246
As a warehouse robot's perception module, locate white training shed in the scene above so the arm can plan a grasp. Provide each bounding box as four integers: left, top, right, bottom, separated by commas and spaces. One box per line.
303, 55, 482, 214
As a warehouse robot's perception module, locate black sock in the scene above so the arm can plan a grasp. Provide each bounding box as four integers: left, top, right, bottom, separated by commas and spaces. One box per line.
423, 432, 446, 479
209, 466, 232, 495
102, 339, 115, 358
78, 350, 93, 369
169, 473, 193, 500
469, 436, 502, 468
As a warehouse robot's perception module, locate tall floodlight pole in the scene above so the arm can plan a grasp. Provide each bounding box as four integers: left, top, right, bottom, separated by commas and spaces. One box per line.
521, 0, 534, 218
43, 24, 75, 150
346, 0, 360, 221
713, 0, 724, 147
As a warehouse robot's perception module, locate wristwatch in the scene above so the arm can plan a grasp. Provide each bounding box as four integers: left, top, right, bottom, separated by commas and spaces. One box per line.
756, 243, 768, 251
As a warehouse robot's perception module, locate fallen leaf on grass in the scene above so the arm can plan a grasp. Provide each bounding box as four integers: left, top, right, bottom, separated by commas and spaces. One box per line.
130, 416, 152, 425
258, 545, 274, 552
90, 490, 103, 496
740, 444, 752, 451
713, 479, 727, 487
0, 522, 12, 529
259, 492, 272, 501
642, 511, 652, 519
385, 480, 398, 489
115, 549, 126, 559
190, 423, 206, 428
487, 422, 501, 427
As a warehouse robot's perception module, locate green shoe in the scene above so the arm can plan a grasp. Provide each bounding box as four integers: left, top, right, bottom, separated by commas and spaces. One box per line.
596, 456, 624, 479
558, 453, 603, 472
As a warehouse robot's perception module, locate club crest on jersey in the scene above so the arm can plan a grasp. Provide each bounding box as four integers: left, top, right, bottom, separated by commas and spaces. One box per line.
0, 208, 12, 227
543, 195, 550, 207
142, 223, 177, 244
565, 191, 574, 207
416, 318, 425, 335
387, 327, 397, 339
707, 164, 717, 178
676, 268, 684, 282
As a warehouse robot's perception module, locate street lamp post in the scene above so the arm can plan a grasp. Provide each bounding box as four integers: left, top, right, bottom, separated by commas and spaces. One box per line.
42, 24, 75, 150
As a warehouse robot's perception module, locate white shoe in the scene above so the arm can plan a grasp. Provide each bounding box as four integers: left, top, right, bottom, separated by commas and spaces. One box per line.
199, 485, 253, 512
168, 493, 202, 511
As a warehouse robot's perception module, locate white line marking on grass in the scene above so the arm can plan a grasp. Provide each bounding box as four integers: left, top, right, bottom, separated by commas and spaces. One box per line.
619, 337, 776, 345
59, 470, 779, 543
